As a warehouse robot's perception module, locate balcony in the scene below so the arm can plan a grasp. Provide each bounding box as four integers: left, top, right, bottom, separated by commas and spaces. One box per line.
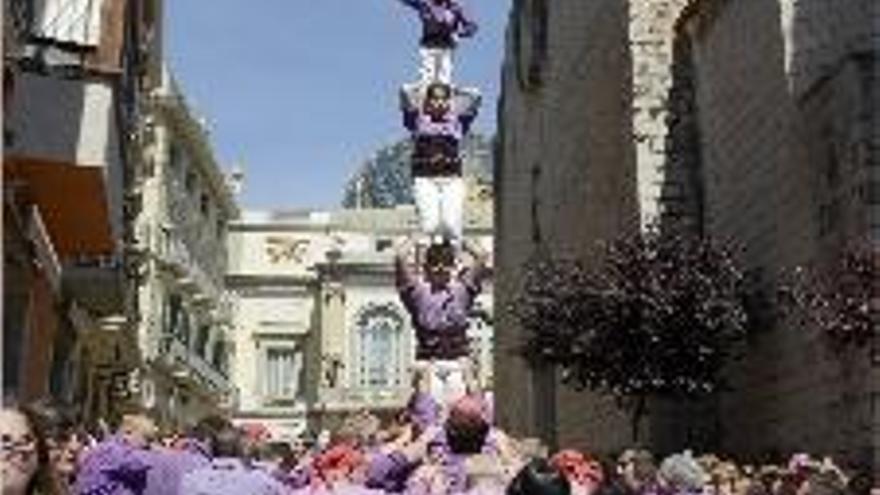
156, 233, 190, 277
159, 336, 231, 398
157, 234, 223, 304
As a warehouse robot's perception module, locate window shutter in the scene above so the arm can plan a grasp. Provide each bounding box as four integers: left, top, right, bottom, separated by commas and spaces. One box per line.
35, 0, 104, 46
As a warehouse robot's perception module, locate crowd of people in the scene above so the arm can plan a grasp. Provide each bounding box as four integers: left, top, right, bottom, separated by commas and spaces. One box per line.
1, 379, 873, 495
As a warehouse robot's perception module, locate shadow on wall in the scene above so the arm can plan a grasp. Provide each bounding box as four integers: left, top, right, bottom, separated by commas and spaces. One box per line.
493, 0, 638, 453
653, 0, 792, 460
787, 0, 877, 473
656, 0, 878, 470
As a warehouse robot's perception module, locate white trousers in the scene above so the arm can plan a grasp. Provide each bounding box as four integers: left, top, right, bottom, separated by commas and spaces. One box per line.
420, 48, 453, 85
427, 360, 467, 409
413, 177, 464, 243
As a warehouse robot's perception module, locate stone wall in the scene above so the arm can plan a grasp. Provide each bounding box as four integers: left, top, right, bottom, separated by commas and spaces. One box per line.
494, 0, 639, 452
675, 0, 876, 466
496, 0, 879, 460
629, 0, 691, 227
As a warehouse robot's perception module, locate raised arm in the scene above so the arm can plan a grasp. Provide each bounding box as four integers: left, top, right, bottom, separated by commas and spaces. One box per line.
455, 87, 482, 116
458, 90, 482, 135
395, 0, 425, 11
452, 3, 478, 38
400, 86, 420, 132
395, 236, 418, 290
459, 238, 489, 292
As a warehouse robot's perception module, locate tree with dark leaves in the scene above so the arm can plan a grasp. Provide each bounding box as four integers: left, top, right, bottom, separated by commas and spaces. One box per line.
779, 242, 878, 354
510, 228, 750, 441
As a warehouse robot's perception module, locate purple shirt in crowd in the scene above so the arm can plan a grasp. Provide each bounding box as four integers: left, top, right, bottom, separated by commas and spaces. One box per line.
408, 392, 441, 430
179, 457, 288, 495
396, 260, 485, 360
143, 441, 210, 495
397, 0, 477, 48
365, 449, 416, 493
274, 464, 313, 491
427, 427, 500, 494
74, 436, 152, 495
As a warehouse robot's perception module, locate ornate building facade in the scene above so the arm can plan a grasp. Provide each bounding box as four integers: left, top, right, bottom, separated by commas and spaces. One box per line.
131, 67, 240, 428
227, 199, 493, 441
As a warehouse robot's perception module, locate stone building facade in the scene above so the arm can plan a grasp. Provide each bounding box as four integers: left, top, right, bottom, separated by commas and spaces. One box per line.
131, 66, 240, 429
495, 0, 879, 465
227, 201, 494, 442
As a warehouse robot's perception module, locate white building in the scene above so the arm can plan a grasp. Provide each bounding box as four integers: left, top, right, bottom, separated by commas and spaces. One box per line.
227, 191, 493, 441
132, 67, 239, 428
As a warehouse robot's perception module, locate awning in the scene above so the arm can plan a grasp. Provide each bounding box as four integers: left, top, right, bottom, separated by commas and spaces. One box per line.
4, 155, 115, 258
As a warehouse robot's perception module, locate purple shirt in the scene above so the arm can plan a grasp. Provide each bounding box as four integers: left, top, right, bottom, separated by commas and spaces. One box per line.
408, 392, 441, 430
274, 465, 313, 490
427, 429, 499, 494
309, 483, 388, 495
179, 458, 289, 495
400, 87, 481, 178
73, 436, 152, 495
396, 261, 485, 360
365, 450, 415, 493
403, 108, 477, 140
397, 263, 483, 331
398, 0, 477, 48
143, 443, 210, 495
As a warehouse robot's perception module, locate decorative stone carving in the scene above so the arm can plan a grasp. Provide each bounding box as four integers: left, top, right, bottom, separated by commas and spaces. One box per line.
265, 237, 310, 265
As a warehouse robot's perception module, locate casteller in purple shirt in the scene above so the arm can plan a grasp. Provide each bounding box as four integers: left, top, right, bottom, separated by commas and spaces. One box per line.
396, 0, 478, 49
179, 457, 289, 495
401, 83, 481, 178
396, 241, 487, 361
73, 436, 153, 495
142, 440, 210, 495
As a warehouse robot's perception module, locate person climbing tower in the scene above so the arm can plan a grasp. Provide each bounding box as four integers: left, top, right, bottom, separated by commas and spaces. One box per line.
395, 236, 488, 408
401, 81, 481, 246
394, 0, 478, 85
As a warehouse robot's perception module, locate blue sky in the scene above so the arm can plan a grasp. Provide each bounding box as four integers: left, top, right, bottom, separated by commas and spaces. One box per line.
166, 1, 511, 210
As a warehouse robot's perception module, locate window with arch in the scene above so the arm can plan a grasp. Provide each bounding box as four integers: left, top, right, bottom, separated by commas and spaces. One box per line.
355, 304, 404, 388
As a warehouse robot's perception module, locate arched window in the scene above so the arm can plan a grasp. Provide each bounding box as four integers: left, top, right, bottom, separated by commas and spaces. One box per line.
356, 304, 404, 388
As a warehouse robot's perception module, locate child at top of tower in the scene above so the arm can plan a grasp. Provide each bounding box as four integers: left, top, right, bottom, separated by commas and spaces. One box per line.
395, 0, 478, 84
397, 0, 478, 49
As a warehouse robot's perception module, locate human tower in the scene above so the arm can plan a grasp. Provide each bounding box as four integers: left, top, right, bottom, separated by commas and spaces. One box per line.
392, 0, 488, 416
